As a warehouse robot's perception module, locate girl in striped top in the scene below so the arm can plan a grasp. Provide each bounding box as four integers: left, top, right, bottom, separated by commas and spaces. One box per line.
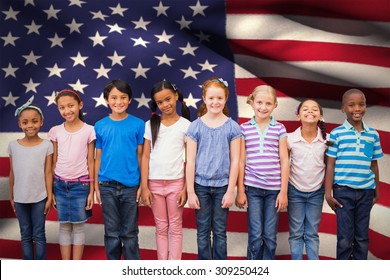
236, 85, 289, 260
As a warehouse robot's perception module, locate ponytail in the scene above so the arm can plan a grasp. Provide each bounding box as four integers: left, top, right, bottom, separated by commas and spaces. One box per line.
149, 100, 161, 147
177, 90, 190, 121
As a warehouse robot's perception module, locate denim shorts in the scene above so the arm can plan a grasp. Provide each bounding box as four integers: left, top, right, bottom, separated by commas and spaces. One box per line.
54, 177, 92, 223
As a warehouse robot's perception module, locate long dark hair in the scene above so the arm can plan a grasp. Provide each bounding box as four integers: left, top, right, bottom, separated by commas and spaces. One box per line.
295, 99, 332, 146
149, 81, 190, 147
55, 88, 84, 121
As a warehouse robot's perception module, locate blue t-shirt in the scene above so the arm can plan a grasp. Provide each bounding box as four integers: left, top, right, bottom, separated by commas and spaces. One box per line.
186, 117, 241, 187
95, 114, 145, 187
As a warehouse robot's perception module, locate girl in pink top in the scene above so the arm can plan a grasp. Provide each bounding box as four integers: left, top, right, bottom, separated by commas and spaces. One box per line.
48, 89, 95, 260
287, 99, 331, 260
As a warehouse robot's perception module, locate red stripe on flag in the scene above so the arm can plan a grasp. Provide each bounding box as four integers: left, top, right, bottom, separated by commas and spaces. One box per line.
0, 157, 10, 177
230, 40, 390, 67
226, 0, 390, 22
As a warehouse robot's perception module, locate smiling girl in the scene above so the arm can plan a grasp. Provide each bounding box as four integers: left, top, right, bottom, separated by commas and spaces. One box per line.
186, 77, 241, 260
48, 89, 95, 260
236, 85, 289, 260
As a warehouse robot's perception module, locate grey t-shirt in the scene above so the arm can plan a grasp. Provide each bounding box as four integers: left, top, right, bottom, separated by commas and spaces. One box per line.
7, 139, 53, 203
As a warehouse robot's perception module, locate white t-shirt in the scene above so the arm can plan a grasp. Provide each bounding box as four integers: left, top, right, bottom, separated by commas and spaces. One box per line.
144, 117, 190, 179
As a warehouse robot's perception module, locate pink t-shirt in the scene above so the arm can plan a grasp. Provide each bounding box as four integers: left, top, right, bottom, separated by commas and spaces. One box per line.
287, 127, 328, 192
48, 123, 96, 179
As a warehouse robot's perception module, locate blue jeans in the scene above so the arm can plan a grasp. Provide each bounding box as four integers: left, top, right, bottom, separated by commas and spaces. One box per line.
194, 183, 229, 260
287, 183, 324, 260
99, 181, 140, 260
14, 198, 47, 260
333, 184, 374, 260
246, 186, 279, 260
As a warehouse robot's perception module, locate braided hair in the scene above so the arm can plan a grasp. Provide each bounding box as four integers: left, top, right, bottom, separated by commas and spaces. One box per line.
295, 99, 333, 146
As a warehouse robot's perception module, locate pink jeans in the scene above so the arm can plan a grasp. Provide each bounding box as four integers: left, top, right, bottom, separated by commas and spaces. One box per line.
148, 178, 184, 260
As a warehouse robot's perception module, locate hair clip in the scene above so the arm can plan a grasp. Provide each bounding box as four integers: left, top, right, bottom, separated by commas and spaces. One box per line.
171, 83, 177, 92
217, 78, 228, 87
182, 101, 186, 105
295, 106, 299, 115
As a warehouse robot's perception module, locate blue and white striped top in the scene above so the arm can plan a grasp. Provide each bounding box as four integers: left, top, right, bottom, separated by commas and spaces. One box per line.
241, 116, 287, 190
326, 120, 383, 190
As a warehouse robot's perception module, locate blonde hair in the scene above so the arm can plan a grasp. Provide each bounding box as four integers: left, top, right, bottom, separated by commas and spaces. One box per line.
246, 85, 277, 105
198, 77, 230, 117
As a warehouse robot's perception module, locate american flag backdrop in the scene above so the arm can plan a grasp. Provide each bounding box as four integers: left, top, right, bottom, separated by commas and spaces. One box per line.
0, 0, 389, 260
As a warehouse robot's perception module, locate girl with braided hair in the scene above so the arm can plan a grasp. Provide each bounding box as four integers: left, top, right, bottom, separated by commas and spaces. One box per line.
287, 99, 331, 260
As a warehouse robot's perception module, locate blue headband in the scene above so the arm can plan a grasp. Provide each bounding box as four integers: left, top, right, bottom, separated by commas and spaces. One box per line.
15, 95, 44, 120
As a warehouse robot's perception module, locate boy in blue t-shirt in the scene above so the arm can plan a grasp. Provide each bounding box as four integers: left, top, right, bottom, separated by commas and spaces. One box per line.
325, 89, 383, 260
94, 80, 145, 260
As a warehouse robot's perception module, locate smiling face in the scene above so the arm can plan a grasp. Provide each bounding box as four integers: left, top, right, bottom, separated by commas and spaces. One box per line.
105, 87, 131, 116
297, 99, 323, 124
18, 108, 43, 137
250, 91, 277, 121
342, 91, 366, 125
57, 95, 83, 123
203, 85, 227, 116
153, 88, 178, 117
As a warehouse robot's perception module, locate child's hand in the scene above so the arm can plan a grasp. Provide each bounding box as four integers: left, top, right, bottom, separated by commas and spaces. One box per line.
275, 192, 288, 212
177, 188, 187, 208
52, 194, 57, 210
221, 191, 234, 208
235, 191, 248, 209
10, 199, 16, 213
187, 192, 200, 209
95, 189, 102, 206
325, 195, 343, 212
85, 193, 94, 210
140, 187, 153, 207
136, 187, 142, 204
44, 199, 51, 215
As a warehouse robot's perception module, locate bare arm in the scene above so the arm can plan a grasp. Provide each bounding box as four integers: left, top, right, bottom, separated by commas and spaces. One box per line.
186, 138, 199, 209
94, 148, 102, 205
324, 156, 342, 211
235, 138, 248, 208
136, 144, 143, 202
9, 156, 15, 213
51, 141, 58, 208
177, 142, 188, 208
222, 137, 240, 208
140, 139, 152, 207
276, 136, 289, 212
370, 160, 380, 204
44, 153, 53, 215
86, 141, 95, 210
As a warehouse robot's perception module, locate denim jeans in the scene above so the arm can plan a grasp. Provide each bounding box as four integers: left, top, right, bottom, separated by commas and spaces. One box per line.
194, 183, 229, 260
14, 198, 47, 260
287, 183, 324, 260
333, 184, 374, 260
53, 177, 92, 223
246, 186, 279, 260
99, 181, 140, 260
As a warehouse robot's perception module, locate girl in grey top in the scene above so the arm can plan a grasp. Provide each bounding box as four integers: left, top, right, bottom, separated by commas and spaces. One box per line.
8, 96, 53, 259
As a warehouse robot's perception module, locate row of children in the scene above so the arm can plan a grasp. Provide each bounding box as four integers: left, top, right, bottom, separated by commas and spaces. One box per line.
8, 77, 383, 260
